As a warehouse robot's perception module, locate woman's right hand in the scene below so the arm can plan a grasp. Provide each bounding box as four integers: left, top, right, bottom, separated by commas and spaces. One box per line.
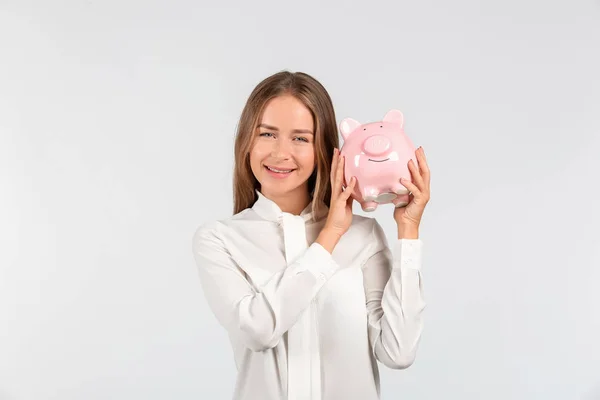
321, 148, 357, 239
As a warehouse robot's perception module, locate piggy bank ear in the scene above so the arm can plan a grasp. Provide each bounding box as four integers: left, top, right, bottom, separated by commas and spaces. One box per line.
339, 118, 361, 140
382, 109, 404, 127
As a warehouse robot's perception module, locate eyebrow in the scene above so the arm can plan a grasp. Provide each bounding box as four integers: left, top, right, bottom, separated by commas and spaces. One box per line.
258, 123, 314, 135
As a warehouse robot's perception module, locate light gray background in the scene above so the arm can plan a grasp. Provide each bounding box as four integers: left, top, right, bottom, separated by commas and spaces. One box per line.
1, 1, 599, 399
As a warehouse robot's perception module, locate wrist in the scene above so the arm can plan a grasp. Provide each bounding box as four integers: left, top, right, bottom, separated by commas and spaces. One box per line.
316, 228, 342, 253
397, 224, 419, 239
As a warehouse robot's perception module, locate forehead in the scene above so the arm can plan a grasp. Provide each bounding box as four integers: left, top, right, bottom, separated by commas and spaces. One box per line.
259, 95, 313, 129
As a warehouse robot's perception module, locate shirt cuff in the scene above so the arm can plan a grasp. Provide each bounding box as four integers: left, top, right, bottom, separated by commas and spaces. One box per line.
393, 239, 423, 270
302, 242, 340, 282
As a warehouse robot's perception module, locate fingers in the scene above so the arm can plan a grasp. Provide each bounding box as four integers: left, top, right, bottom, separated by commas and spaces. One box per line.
340, 176, 356, 203
401, 171, 430, 203
408, 147, 431, 195
335, 151, 345, 193
404, 148, 431, 204
330, 148, 339, 188
330, 148, 345, 200
415, 147, 430, 185
330, 149, 339, 199
408, 159, 425, 192
399, 177, 420, 197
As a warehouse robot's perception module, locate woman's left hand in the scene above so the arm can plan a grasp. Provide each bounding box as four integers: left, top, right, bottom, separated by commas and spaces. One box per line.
394, 146, 431, 231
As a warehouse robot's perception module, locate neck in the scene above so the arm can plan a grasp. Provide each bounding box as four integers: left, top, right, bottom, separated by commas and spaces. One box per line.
262, 185, 311, 215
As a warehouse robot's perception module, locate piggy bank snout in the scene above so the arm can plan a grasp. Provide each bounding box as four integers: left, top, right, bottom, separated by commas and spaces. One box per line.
362, 135, 391, 156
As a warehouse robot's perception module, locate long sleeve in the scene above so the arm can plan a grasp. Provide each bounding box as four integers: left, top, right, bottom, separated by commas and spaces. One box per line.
192, 222, 340, 352
362, 219, 426, 369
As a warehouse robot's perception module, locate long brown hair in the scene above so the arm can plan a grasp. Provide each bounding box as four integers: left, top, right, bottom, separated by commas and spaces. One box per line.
233, 71, 339, 217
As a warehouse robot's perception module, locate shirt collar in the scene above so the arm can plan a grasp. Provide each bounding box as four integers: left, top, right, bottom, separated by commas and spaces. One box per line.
252, 190, 328, 223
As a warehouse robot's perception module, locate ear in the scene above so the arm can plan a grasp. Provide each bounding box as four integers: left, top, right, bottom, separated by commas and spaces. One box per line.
382, 109, 404, 127
339, 118, 361, 140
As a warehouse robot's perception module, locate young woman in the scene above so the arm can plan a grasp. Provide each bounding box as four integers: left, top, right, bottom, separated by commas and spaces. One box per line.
192, 71, 431, 400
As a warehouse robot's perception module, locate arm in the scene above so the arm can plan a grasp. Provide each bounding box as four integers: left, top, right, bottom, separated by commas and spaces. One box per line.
192, 223, 340, 352
362, 219, 426, 369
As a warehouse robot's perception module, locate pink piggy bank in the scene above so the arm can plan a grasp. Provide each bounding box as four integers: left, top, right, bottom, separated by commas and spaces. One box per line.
339, 109, 418, 212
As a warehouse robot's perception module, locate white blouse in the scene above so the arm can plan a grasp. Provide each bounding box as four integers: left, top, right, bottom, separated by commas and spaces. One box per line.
192, 190, 426, 400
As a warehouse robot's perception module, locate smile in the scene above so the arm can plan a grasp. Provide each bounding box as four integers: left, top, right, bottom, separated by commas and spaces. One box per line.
368, 158, 390, 162
265, 165, 295, 173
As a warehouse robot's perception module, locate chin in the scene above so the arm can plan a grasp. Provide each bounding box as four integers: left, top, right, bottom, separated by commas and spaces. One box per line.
259, 173, 310, 196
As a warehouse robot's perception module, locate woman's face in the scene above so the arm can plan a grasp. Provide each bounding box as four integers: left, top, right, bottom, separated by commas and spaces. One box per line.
250, 94, 316, 200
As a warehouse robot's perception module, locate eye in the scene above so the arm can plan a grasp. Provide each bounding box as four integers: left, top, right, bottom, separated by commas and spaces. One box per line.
294, 136, 309, 143
259, 132, 275, 138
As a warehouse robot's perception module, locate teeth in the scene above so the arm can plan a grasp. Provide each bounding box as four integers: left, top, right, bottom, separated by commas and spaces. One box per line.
267, 166, 293, 173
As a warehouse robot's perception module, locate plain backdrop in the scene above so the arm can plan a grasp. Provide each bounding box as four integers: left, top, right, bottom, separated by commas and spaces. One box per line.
1, 0, 599, 399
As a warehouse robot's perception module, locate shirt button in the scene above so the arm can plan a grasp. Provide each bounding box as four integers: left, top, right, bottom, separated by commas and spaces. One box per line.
319, 273, 326, 281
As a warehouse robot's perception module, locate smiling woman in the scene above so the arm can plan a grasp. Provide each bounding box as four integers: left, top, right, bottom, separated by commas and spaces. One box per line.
232, 72, 339, 218
192, 70, 430, 400
250, 95, 317, 210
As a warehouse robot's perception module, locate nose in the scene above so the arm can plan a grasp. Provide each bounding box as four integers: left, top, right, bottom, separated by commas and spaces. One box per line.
271, 138, 292, 159
362, 135, 391, 156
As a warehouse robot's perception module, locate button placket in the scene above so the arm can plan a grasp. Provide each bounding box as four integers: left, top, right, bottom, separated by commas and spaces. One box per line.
283, 213, 320, 400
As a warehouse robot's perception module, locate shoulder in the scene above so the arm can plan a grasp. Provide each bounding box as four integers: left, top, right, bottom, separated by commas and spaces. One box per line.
192, 208, 255, 248
347, 214, 391, 251
349, 214, 382, 234
340, 214, 384, 247
329, 215, 389, 262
